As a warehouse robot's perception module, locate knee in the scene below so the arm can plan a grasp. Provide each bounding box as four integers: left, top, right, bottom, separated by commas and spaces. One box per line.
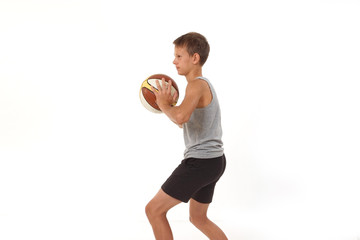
145, 202, 164, 221
145, 202, 154, 219
189, 214, 208, 227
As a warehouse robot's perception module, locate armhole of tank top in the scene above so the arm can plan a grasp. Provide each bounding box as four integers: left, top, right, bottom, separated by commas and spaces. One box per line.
196, 77, 213, 108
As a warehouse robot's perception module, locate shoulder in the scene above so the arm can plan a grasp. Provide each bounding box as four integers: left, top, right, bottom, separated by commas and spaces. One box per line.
186, 78, 209, 92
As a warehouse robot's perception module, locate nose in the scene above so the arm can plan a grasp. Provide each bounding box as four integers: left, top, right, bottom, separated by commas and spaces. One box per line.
173, 58, 177, 65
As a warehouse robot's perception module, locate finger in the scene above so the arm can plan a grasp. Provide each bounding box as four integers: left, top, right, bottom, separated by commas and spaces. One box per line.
161, 78, 167, 91
173, 90, 178, 103
167, 80, 172, 94
155, 79, 162, 92
151, 86, 158, 97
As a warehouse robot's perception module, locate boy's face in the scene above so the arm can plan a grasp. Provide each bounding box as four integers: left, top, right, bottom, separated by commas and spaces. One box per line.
173, 46, 193, 76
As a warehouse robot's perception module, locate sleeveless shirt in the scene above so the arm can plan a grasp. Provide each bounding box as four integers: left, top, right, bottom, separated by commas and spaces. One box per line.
183, 77, 224, 159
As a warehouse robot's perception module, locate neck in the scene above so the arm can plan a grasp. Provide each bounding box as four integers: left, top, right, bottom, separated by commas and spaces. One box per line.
185, 68, 202, 82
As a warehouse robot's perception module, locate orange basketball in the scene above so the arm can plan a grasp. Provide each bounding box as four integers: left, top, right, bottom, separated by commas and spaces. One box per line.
139, 74, 179, 113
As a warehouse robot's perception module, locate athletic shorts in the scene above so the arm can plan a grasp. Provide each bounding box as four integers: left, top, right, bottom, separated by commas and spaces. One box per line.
161, 154, 226, 204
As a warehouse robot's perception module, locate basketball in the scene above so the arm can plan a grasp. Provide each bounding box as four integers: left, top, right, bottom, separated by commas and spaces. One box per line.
139, 74, 179, 113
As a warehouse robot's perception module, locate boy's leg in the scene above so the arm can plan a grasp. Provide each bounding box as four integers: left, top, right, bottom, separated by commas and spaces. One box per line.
145, 189, 181, 240
189, 198, 228, 240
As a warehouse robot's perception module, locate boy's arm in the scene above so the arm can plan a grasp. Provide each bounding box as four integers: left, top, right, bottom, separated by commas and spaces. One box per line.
152, 78, 203, 127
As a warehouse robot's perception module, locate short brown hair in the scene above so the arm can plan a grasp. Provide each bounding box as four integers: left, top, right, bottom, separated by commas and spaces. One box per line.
173, 32, 210, 66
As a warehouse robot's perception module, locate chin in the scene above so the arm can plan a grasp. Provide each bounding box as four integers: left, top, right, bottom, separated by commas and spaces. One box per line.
177, 70, 184, 76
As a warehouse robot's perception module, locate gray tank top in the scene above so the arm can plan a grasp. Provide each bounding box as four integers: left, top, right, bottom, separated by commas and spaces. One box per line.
183, 77, 224, 159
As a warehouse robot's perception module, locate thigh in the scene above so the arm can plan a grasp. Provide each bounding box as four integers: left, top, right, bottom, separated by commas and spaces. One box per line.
147, 189, 182, 214
189, 198, 210, 218
191, 181, 217, 204
162, 155, 226, 203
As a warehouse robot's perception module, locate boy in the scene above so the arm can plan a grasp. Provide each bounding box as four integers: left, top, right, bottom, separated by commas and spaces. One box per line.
145, 32, 227, 240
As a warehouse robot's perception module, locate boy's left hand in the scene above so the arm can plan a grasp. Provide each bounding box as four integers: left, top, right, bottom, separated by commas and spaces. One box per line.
152, 78, 178, 109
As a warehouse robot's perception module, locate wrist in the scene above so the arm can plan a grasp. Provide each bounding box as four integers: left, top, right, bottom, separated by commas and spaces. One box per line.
158, 102, 172, 111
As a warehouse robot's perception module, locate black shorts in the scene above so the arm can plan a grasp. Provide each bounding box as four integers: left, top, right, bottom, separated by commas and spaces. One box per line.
161, 154, 226, 204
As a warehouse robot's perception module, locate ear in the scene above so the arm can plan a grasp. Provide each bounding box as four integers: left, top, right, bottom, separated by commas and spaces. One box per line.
192, 53, 201, 65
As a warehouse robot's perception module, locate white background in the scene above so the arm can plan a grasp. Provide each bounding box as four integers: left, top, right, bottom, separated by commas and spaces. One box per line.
1, 0, 359, 239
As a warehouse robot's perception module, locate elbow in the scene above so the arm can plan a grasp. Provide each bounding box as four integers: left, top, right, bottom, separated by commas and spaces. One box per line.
175, 112, 190, 125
